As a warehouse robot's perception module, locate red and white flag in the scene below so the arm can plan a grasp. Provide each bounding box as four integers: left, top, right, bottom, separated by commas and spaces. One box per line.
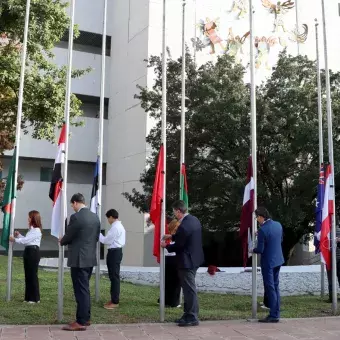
240, 156, 255, 268
49, 124, 66, 238
320, 164, 334, 270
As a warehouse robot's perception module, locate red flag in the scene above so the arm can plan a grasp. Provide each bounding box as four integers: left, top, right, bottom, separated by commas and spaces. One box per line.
49, 124, 66, 238
320, 164, 333, 270
240, 156, 254, 267
150, 145, 165, 263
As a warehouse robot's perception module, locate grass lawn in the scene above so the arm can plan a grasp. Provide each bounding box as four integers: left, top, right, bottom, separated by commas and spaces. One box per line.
0, 255, 336, 325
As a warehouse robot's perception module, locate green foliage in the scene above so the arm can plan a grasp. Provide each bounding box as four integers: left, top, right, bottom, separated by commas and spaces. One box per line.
0, 0, 90, 148
125, 49, 340, 262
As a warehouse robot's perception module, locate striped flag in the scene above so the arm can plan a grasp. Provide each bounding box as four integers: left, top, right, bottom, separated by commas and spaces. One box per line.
0, 148, 17, 251
49, 124, 66, 238
90, 157, 99, 214
314, 164, 325, 253
320, 164, 333, 270
240, 156, 254, 268
180, 163, 188, 208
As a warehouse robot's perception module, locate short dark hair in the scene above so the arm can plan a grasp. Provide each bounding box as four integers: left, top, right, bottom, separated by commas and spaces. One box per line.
70, 193, 85, 204
106, 209, 119, 219
255, 207, 270, 220
171, 200, 187, 214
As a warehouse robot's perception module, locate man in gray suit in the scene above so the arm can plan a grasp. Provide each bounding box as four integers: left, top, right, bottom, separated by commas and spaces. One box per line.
60, 193, 101, 331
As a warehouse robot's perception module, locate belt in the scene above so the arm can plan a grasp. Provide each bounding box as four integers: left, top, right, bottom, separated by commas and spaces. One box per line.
25, 245, 39, 249
108, 247, 122, 251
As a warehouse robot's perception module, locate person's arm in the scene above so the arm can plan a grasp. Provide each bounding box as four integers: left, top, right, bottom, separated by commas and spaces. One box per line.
14, 230, 40, 245
166, 225, 187, 253
253, 228, 265, 254
99, 226, 118, 245
60, 214, 79, 246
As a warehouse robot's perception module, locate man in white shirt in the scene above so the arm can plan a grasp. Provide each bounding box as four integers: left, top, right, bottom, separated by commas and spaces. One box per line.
99, 209, 126, 310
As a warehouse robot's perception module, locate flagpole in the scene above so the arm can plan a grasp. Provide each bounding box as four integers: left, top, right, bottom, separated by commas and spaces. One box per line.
249, 0, 257, 319
58, 0, 75, 322
94, 0, 108, 303
159, 0, 167, 323
193, 0, 197, 64
315, 18, 325, 299
179, 0, 186, 306
295, 0, 300, 55
321, 0, 337, 314
6, 0, 31, 302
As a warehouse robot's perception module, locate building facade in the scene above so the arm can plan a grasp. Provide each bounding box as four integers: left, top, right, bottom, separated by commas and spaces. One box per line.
1, 0, 340, 265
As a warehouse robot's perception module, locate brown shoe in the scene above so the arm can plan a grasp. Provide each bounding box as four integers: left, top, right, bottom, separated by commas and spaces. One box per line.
62, 322, 86, 331
104, 303, 119, 310
68, 321, 90, 327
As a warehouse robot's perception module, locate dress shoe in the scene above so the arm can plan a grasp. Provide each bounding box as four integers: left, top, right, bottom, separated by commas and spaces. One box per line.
104, 302, 119, 310
258, 316, 279, 323
69, 321, 90, 327
62, 322, 86, 331
177, 318, 199, 327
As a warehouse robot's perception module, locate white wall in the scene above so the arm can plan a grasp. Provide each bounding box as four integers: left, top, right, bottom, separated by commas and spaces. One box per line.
52, 48, 111, 98
4, 117, 108, 163
106, 0, 150, 266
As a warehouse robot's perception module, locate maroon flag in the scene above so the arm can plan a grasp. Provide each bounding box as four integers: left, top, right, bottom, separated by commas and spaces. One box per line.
240, 156, 254, 267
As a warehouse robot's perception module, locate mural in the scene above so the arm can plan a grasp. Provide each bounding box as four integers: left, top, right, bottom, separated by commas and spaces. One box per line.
228, 0, 248, 20
191, 0, 309, 73
261, 0, 295, 33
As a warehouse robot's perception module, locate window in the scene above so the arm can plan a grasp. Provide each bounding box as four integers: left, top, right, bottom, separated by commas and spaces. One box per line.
58, 30, 111, 56
40, 167, 53, 182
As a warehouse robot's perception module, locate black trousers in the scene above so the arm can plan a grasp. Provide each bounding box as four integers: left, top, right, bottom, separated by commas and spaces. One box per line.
178, 268, 199, 322
23, 246, 40, 302
326, 259, 340, 299
165, 256, 181, 307
107, 248, 123, 304
71, 267, 93, 325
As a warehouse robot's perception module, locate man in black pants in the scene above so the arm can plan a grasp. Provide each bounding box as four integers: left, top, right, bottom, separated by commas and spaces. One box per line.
60, 193, 101, 331
100, 209, 126, 309
161, 200, 204, 327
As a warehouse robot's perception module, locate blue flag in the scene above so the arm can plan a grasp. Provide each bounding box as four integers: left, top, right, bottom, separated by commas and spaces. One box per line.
314, 164, 325, 253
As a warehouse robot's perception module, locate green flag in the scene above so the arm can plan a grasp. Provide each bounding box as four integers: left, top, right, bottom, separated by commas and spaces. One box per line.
180, 163, 189, 208
1, 148, 17, 251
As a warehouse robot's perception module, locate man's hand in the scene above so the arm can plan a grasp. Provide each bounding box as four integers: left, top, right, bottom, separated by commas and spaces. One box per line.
336, 237, 340, 243
162, 234, 172, 240
160, 240, 167, 248
9, 236, 15, 243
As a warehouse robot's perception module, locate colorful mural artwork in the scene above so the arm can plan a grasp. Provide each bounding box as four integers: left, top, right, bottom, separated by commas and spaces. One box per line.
190, 0, 309, 72
228, 0, 248, 20
261, 0, 295, 33
226, 28, 250, 64
194, 18, 225, 54
255, 36, 277, 69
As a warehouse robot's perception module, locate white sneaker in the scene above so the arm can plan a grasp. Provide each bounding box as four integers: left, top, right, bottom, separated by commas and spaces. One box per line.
28, 301, 40, 304
176, 305, 181, 308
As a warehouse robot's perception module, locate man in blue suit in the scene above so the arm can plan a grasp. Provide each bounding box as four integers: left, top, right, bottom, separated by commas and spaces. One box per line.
161, 200, 204, 327
252, 207, 284, 323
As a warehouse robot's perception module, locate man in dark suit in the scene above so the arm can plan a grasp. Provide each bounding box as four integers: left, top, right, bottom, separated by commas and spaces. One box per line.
60, 193, 101, 331
161, 200, 204, 327
252, 207, 284, 323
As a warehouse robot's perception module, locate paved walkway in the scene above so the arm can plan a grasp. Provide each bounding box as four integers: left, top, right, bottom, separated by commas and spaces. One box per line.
1, 318, 340, 340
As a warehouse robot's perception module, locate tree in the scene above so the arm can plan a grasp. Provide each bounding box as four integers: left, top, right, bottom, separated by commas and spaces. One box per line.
0, 0, 89, 199
124, 50, 340, 263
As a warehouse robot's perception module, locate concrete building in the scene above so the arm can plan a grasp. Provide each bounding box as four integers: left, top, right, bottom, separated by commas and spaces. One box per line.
1, 0, 340, 265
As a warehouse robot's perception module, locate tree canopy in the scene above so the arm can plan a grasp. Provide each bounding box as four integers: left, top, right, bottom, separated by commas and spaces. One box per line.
0, 0, 89, 199
125, 50, 340, 263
